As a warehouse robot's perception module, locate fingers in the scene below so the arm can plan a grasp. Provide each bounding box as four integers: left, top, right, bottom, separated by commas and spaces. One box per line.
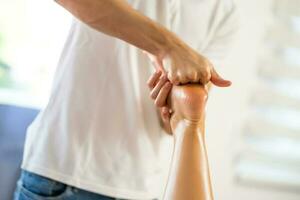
147, 71, 173, 134
186, 70, 199, 83
147, 70, 162, 89
144, 52, 166, 73
160, 107, 172, 135
150, 75, 168, 99
167, 72, 180, 85
146, 49, 231, 87
168, 71, 199, 85
154, 58, 165, 73
210, 67, 232, 87
155, 81, 172, 107
168, 66, 231, 87
148, 72, 172, 107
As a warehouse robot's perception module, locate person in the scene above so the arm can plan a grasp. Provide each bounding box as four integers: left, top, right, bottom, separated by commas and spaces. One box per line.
14, 0, 238, 199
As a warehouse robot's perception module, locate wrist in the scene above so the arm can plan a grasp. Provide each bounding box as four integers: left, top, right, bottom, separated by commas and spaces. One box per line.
172, 118, 204, 139
154, 30, 186, 60
171, 114, 202, 131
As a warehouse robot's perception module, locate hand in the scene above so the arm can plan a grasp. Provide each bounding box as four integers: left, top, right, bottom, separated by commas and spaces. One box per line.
147, 70, 173, 134
146, 42, 232, 86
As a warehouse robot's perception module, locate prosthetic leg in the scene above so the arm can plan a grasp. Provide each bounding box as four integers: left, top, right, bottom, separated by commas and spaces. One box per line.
163, 84, 213, 200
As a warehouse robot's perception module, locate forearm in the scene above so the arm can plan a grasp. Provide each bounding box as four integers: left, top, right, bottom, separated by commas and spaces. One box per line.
163, 85, 213, 200
164, 123, 213, 200
55, 0, 182, 58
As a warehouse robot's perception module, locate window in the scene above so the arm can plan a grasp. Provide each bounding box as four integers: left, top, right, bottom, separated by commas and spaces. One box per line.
235, 0, 300, 191
0, 0, 71, 108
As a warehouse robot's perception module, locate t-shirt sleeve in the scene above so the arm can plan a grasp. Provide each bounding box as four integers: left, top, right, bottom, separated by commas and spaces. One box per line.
202, 0, 240, 68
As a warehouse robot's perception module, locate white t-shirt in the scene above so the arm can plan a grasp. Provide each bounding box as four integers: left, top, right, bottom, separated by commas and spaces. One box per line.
22, 0, 238, 199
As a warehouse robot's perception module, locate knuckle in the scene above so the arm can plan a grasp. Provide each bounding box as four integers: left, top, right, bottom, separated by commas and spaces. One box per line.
172, 74, 181, 84
193, 72, 200, 82
167, 72, 173, 80
206, 70, 212, 81
178, 73, 188, 84
199, 71, 210, 84
173, 79, 180, 85
161, 113, 169, 120
147, 80, 152, 88
191, 71, 198, 81
162, 84, 171, 92
168, 75, 179, 84
180, 78, 189, 84
155, 100, 163, 107
150, 91, 156, 99
161, 75, 168, 83
154, 101, 161, 107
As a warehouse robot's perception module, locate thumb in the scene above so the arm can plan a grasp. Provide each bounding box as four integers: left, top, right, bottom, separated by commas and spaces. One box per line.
143, 51, 166, 74
160, 107, 172, 135
160, 107, 171, 122
210, 67, 232, 87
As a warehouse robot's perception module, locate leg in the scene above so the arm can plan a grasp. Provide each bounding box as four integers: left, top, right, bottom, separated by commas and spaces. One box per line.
163, 84, 213, 200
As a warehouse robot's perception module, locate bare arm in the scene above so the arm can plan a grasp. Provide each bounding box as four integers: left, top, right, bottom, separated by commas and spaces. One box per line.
163, 84, 213, 200
148, 73, 214, 200
55, 0, 175, 58
55, 0, 230, 86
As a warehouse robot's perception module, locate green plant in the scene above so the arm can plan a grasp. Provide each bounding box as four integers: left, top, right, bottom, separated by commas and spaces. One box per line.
0, 32, 13, 88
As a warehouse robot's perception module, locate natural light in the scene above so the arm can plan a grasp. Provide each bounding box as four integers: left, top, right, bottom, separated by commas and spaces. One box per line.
0, 0, 71, 108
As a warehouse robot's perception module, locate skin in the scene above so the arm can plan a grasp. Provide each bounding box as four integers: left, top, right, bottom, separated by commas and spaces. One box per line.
55, 0, 231, 86
54, 1, 226, 198
148, 73, 213, 200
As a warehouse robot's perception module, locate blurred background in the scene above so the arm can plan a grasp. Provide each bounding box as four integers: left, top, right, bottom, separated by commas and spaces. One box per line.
0, 0, 300, 200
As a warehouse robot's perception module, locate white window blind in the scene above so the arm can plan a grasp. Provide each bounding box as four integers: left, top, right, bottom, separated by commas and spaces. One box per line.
235, 0, 300, 191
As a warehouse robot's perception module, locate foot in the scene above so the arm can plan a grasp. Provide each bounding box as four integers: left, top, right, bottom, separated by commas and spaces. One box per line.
168, 84, 208, 131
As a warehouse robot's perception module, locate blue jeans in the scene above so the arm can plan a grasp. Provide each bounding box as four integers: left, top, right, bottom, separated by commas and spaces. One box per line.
14, 171, 128, 200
